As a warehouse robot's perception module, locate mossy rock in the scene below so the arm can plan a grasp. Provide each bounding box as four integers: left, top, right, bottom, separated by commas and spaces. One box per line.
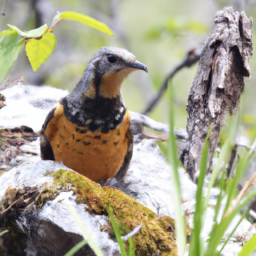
0, 169, 178, 256
51, 169, 177, 255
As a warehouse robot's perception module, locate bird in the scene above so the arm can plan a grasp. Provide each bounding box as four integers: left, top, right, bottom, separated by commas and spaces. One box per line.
40, 46, 148, 184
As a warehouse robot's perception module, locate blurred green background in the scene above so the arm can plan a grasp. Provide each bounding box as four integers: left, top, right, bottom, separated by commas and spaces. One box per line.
1, 0, 256, 132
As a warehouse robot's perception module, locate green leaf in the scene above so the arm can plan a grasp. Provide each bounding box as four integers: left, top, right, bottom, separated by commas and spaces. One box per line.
25, 24, 48, 38
25, 32, 57, 72
8, 24, 48, 38
54, 11, 114, 36
0, 31, 24, 80
237, 232, 256, 256
7, 24, 26, 36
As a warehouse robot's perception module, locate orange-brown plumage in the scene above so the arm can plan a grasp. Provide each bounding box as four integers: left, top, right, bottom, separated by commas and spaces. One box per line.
40, 46, 147, 183
44, 104, 131, 181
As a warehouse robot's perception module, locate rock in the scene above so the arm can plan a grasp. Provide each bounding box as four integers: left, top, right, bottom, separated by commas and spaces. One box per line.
0, 84, 255, 256
0, 160, 177, 256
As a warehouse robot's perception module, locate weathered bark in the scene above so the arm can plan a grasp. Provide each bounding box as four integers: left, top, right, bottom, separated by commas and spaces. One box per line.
179, 7, 253, 180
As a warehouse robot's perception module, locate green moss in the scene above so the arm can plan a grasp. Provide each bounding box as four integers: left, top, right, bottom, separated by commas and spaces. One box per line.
49, 169, 178, 256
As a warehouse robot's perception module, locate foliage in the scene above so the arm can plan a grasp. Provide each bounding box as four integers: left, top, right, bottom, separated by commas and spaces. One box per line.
0, 11, 113, 80
168, 93, 256, 256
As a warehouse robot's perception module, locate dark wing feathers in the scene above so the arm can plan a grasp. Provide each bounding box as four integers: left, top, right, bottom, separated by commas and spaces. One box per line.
40, 107, 56, 160
114, 130, 133, 181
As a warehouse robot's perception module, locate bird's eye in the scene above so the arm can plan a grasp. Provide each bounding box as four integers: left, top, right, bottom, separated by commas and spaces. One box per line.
107, 54, 117, 63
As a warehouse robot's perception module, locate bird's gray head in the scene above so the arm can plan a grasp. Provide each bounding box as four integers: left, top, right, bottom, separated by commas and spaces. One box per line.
81, 46, 148, 99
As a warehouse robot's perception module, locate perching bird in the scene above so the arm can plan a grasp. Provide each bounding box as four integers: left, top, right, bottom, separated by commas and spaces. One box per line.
40, 46, 148, 183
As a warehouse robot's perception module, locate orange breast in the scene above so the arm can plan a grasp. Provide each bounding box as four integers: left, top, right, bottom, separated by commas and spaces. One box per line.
44, 104, 131, 182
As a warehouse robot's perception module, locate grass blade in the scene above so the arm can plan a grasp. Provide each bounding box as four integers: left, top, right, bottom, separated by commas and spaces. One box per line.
168, 82, 186, 255
108, 206, 128, 256
128, 236, 135, 256
0, 230, 8, 236
205, 190, 256, 256
67, 204, 103, 256
213, 166, 226, 222
189, 127, 211, 256
224, 152, 248, 214
218, 207, 249, 255
64, 240, 87, 256
205, 114, 240, 217
237, 232, 256, 256
205, 138, 231, 213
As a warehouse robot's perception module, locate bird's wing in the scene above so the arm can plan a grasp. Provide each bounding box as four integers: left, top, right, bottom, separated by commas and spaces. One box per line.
114, 130, 133, 181
40, 107, 56, 160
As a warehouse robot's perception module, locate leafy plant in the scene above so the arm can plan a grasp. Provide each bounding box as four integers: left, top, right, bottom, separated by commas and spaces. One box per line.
0, 11, 113, 80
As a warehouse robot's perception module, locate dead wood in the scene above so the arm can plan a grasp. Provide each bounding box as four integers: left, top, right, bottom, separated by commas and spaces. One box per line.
179, 7, 253, 181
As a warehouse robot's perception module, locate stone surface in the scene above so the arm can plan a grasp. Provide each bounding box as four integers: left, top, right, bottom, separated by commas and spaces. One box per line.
0, 84, 255, 256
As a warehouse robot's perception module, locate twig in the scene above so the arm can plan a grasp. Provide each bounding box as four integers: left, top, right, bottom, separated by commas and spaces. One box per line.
224, 171, 256, 217
129, 111, 188, 142
121, 223, 142, 241
129, 111, 169, 134
0, 0, 7, 16
142, 48, 202, 115
0, 197, 23, 215
226, 145, 238, 178
0, 77, 24, 91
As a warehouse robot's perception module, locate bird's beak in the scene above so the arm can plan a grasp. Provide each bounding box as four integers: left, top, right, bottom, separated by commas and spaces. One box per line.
127, 60, 148, 73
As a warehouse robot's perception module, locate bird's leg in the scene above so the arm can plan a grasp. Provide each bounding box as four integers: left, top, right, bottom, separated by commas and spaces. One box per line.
140, 132, 168, 141
102, 178, 110, 187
